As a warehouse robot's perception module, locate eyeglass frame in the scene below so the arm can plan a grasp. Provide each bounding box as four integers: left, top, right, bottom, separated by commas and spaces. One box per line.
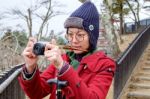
65, 29, 88, 42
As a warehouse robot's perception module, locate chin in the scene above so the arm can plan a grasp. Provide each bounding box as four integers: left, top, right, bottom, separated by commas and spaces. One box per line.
73, 50, 84, 54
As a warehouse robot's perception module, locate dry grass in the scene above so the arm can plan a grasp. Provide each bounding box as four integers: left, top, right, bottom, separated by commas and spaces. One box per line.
106, 33, 138, 99
118, 34, 138, 52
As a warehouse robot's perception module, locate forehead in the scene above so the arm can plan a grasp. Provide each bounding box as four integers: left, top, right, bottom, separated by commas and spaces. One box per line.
68, 28, 87, 34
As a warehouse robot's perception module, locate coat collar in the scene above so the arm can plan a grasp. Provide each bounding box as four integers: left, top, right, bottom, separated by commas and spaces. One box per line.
80, 51, 107, 72
62, 50, 108, 72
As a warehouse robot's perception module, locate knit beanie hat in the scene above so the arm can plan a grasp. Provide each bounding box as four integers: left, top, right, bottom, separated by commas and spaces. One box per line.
64, 1, 99, 50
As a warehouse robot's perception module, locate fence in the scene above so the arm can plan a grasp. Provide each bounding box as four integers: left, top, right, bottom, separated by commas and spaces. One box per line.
124, 18, 150, 33
114, 25, 150, 99
0, 64, 25, 99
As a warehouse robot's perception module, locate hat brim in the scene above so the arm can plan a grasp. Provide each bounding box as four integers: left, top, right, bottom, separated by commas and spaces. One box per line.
64, 17, 84, 29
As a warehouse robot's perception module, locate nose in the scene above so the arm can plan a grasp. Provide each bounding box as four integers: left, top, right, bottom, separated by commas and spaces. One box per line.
72, 35, 78, 43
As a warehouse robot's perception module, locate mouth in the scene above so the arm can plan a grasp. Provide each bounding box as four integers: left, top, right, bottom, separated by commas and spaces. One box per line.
71, 46, 87, 52
62, 45, 87, 52
72, 46, 81, 49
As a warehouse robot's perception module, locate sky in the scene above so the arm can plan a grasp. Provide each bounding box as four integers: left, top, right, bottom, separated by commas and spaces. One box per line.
0, 0, 101, 36
0, 0, 149, 36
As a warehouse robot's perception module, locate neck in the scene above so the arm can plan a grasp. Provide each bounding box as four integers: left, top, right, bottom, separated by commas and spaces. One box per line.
75, 52, 88, 62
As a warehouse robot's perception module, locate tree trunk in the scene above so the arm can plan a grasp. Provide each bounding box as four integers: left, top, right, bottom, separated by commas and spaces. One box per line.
101, 10, 121, 58
119, 3, 124, 34
136, 0, 140, 27
37, 0, 52, 40
27, 9, 32, 37
125, 0, 138, 31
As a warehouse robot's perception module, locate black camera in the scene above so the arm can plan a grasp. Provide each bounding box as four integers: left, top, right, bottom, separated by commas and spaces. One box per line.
33, 42, 46, 55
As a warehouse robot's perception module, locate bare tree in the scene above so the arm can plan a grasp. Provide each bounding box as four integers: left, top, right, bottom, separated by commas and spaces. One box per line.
3, 0, 65, 40
0, 30, 24, 71
36, 0, 65, 40
0, 0, 66, 70
125, 0, 141, 30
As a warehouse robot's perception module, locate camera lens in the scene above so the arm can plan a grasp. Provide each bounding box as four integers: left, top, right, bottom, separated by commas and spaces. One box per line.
33, 42, 46, 55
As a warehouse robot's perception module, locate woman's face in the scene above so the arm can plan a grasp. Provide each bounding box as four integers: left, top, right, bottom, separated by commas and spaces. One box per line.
66, 28, 90, 54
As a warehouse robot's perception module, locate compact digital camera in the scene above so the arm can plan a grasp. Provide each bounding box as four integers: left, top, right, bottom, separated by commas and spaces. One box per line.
33, 41, 47, 55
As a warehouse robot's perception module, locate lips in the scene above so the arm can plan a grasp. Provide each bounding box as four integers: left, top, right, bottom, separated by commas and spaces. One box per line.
67, 45, 87, 52
72, 46, 81, 49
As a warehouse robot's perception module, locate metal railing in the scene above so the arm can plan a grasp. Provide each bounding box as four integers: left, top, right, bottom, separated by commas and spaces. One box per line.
0, 63, 25, 99
114, 25, 150, 99
124, 18, 150, 33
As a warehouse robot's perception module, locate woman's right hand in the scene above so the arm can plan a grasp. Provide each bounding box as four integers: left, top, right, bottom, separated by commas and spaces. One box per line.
22, 37, 38, 73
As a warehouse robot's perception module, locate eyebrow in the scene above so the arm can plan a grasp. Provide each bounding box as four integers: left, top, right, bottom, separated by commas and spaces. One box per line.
68, 29, 83, 33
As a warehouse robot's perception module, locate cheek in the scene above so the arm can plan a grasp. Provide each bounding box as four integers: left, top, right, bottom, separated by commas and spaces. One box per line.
82, 39, 90, 49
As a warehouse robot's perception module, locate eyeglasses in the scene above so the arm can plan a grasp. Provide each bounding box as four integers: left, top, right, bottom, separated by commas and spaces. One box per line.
65, 32, 88, 42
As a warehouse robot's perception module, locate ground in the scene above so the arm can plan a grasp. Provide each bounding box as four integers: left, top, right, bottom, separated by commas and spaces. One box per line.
118, 33, 138, 52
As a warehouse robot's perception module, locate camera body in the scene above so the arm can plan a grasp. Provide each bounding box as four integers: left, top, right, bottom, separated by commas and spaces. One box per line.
33, 41, 47, 55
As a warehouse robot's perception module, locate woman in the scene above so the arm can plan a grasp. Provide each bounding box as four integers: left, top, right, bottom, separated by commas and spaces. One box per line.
18, 1, 116, 99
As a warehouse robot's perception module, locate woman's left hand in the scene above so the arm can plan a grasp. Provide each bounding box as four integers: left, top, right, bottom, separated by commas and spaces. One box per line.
44, 43, 63, 69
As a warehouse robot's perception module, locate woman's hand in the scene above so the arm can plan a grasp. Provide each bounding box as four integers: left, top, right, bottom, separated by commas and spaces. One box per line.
22, 37, 38, 73
44, 43, 64, 69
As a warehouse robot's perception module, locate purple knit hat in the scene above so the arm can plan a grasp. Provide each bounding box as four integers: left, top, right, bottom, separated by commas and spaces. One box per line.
64, 1, 99, 50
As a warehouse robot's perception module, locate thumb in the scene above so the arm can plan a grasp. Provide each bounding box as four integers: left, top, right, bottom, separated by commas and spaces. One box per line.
51, 39, 57, 45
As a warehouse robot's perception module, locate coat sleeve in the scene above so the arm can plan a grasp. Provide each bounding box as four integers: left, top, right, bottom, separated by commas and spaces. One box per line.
58, 59, 116, 99
18, 65, 56, 99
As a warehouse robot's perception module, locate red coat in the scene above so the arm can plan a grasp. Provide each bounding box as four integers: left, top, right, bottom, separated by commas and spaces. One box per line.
18, 51, 116, 99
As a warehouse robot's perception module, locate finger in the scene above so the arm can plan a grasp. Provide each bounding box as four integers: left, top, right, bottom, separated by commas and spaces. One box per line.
23, 47, 36, 57
45, 47, 59, 54
53, 46, 62, 55
51, 39, 57, 45
45, 43, 56, 51
24, 47, 33, 52
22, 51, 31, 56
22, 52, 32, 57
27, 37, 37, 47
23, 51, 37, 58
45, 50, 57, 58
29, 37, 37, 43
44, 50, 53, 57
47, 56, 60, 67
47, 55, 57, 62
